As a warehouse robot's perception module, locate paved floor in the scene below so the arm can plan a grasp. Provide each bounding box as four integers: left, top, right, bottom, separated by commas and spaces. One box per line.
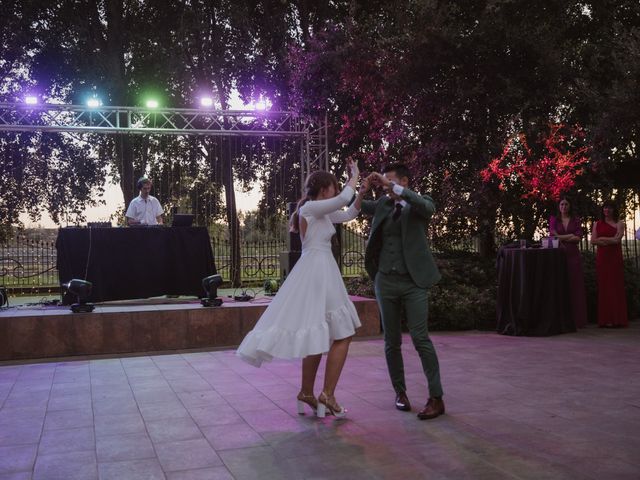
1, 323, 639, 480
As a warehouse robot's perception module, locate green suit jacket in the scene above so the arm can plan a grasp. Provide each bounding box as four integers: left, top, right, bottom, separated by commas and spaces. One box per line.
361, 188, 441, 289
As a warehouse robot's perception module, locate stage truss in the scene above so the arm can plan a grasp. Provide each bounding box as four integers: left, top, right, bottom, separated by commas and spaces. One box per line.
0, 102, 328, 182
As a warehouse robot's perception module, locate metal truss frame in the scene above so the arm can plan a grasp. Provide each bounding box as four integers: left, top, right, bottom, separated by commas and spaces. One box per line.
0, 102, 328, 179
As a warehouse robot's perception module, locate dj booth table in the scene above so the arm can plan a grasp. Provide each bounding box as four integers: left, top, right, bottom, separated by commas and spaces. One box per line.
56, 227, 215, 303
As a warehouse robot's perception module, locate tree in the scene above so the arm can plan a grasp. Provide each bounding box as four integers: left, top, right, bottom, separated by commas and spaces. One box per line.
480, 124, 591, 239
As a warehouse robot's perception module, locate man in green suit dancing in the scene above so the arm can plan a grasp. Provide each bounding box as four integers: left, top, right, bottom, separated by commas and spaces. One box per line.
361, 163, 445, 420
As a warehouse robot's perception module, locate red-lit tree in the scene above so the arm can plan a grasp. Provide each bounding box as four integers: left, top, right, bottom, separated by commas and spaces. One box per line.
480, 123, 591, 238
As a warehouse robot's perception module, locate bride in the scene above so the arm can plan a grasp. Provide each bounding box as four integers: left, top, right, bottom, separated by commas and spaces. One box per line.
237, 160, 368, 417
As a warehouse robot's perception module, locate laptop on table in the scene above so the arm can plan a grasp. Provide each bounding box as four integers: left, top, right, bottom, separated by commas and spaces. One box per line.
171, 214, 195, 227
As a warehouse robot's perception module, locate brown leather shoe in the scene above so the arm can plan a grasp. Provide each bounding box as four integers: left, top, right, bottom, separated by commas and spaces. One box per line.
417, 397, 445, 420
395, 391, 411, 411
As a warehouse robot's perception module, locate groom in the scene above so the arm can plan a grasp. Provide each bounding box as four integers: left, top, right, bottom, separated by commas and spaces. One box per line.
361, 163, 445, 420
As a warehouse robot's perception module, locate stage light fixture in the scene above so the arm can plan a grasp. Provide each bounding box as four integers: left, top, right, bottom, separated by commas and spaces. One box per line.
145, 99, 159, 109
263, 279, 279, 296
250, 96, 272, 111
62, 279, 95, 313
201, 274, 223, 307
25, 96, 38, 105
87, 97, 101, 108
200, 97, 213, 107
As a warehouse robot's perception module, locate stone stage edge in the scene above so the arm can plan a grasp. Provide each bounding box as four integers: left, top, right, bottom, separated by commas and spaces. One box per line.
0, 296, 381, 362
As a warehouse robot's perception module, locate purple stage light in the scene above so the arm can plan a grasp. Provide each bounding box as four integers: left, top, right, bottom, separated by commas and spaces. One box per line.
251, 96, 272, 111
25, 96, 38, 105
200, 97, 214, 107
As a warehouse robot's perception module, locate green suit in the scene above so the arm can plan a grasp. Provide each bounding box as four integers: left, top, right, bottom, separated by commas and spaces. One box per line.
362, 187, 444, 398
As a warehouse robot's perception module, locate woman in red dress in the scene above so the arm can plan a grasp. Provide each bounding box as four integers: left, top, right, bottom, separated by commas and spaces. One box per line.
591, 201, 628, 327
549, 197, 588, 327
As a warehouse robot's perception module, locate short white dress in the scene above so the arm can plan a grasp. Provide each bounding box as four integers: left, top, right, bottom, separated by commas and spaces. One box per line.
237, 186, 362, 367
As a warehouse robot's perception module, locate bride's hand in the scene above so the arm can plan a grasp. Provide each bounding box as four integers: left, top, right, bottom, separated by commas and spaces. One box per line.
348, 159, 359, 180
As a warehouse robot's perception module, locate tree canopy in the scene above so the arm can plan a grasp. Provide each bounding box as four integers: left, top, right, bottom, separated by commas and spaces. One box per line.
1, 0, 638, 254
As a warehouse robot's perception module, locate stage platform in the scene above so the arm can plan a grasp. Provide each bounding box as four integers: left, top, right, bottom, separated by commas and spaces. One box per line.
0, 295, 381, 362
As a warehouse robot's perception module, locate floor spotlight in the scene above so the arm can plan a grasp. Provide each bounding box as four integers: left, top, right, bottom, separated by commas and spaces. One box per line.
62, 279, 95, 313
263, 279, 279, 296
201, 274, 223, 307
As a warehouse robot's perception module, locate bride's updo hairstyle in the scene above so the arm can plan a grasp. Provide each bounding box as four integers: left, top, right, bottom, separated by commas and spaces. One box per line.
290, 170, 340, 233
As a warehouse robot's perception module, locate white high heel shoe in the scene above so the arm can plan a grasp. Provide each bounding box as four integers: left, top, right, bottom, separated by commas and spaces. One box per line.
317, 391, 346, 418
296, 392, 318, 415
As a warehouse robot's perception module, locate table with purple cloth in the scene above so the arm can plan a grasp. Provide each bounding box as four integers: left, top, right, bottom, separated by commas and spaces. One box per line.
56, 226, 215, 304
496, 247, 576, 336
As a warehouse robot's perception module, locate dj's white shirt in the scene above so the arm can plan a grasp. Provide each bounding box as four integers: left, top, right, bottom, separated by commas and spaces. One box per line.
125, 195, 164, 225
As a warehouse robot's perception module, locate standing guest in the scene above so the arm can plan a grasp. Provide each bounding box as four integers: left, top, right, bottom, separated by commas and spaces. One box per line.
549, 197, 588, 327
237, 161, 368, 418
126, 177, 164, 225
361, 164, 444, 420
591, 201, 628, 327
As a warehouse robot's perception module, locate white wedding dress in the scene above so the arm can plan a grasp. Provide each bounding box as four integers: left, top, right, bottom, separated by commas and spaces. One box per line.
237, 186, 362, 367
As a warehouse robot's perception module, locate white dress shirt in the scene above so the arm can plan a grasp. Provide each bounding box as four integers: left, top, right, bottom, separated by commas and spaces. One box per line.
125, 195, 164, 225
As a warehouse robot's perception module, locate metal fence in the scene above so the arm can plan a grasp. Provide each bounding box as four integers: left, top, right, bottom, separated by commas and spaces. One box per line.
0, 229, 366, 291
2, 220, 637, 291
211, 237, 287, 282
0, 235, 58, 290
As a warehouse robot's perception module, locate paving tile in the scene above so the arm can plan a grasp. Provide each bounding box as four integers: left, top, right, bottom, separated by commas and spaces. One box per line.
132, 386, 179, 405
219, 392, 276, 413
43, 408, 94, 431
97, 459, 165, 480
217, 445, 294, 480
0, 472, 33, 480
32, 450, 97, 480
96, 433, 156, 462
46, 393, 92, 412
154, 438, 222, 472
185, 404, 243, 427
94, 413, 147, 438
138, 400, 190, 421
0, 444, 37, 475
201, 422, 266, 450
146, 417, 203, 444
176, 390, 226, 408
2, 391, 49, 410
165, 467, 234, 480
239, 408, 309, 434
38, 427, 95, 455
0, 414, 43, 447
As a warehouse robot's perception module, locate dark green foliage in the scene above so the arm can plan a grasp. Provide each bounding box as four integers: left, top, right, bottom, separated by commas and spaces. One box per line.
428, 252, 498, 331
345, 252, 498, 331
346, 250, 640, 332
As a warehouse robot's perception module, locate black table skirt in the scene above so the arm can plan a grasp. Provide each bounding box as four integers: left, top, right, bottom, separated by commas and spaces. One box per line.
56, 227, 215, 303
497, 247, 576, 336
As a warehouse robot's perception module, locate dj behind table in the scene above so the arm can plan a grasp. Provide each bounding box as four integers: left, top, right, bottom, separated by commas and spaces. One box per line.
56, 221, 215, 304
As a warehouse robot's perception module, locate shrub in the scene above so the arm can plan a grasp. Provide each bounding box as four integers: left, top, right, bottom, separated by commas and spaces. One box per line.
344, 251, 498, 331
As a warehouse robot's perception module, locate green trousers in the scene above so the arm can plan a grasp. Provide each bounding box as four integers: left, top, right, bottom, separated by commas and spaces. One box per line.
374, 272, 443, 398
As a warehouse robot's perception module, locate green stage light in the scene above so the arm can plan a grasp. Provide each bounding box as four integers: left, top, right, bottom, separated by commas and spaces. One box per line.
145, 99, 159, 109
